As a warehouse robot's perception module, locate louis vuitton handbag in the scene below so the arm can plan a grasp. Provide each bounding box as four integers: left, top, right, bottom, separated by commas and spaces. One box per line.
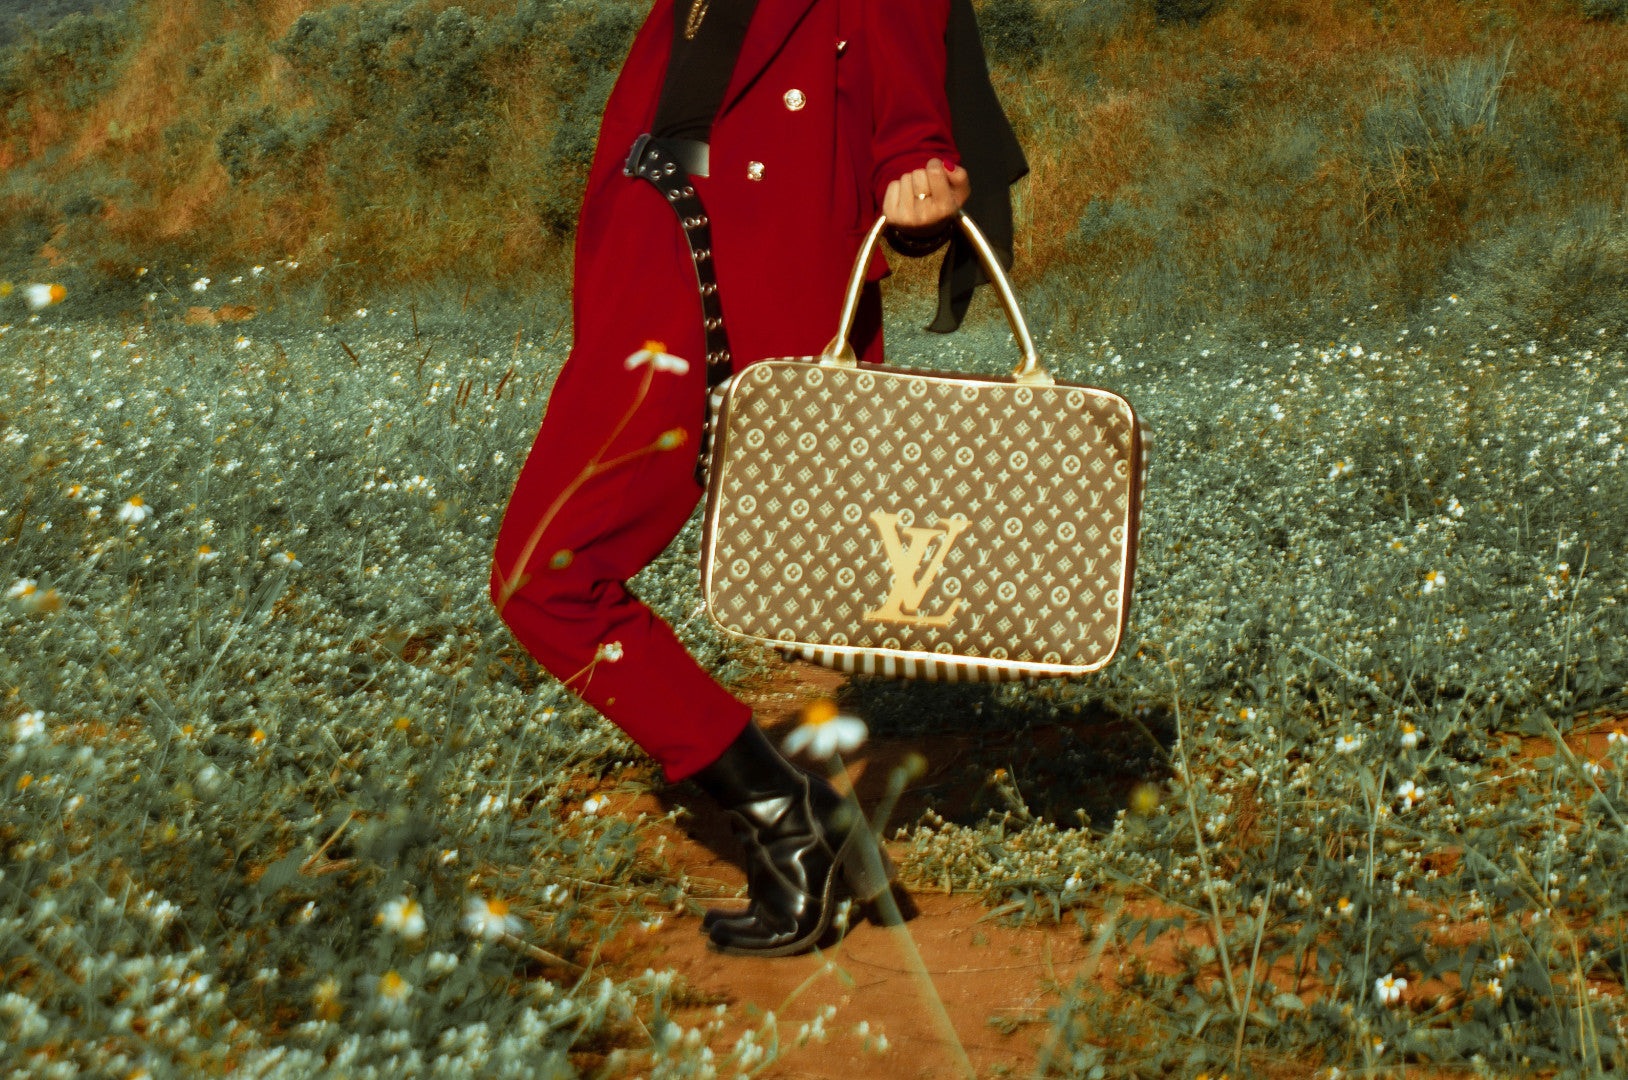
696, 210, 1150, 682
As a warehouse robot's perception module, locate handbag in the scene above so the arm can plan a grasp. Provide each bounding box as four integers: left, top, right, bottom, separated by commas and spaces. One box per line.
697, 210, 1150, 682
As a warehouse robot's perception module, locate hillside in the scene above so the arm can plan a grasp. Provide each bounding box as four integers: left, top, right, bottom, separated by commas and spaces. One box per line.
0, 0, 1623, 343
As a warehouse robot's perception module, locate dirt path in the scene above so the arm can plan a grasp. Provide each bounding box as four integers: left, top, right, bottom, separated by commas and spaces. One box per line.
569, 656, 1628, 1079
582, 659, 1110, 1079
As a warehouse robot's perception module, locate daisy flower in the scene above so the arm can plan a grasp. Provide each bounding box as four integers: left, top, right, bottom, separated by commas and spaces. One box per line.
24, 283, 65, 309
13, 710, 44, 743
782, 699, 867, 760
624, 341, 690, 375
1422, 569, 1446, 594
1395, 779, 1421, 810
370, 970, 412, 1014
21, 587, 62, 614
1334, 733, 1362, 754
1374, 973, 1406, 1006
117, 497, 152, 525
595, 641, 623, 662
1399, 722, 1419, 749
376, 897, 426, 940
462, 896, 523, 941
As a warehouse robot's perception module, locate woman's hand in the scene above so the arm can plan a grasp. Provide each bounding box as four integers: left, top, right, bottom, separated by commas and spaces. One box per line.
882, 157, 971, 237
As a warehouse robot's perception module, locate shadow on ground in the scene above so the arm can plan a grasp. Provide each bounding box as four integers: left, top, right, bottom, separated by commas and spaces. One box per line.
642, 662, 1178, 910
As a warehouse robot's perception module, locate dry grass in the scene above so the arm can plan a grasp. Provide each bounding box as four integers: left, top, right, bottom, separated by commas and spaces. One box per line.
0, 0, 1623, 340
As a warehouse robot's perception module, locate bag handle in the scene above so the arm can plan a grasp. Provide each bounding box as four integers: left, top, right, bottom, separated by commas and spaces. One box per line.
818, 209, 1053, 386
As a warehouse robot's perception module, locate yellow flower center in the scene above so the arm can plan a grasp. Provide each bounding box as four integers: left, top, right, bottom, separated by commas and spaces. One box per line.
488, 898, 509, 916
800, 699, 839, 727
642, 339, 668, 354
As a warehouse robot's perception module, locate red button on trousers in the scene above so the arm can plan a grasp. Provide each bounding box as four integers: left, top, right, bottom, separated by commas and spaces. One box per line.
488, 169, 752, 783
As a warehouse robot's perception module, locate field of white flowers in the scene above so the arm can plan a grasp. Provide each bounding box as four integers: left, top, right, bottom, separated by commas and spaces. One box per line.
3, 263, 1627, 1078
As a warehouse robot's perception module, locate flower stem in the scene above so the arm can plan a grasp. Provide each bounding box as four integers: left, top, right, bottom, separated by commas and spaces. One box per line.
495, 364, 665, 617
829, 751, 975, 1080
1166, 652, 1241, 1015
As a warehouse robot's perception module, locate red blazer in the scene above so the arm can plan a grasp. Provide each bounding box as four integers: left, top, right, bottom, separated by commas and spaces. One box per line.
574, 0, 962, 368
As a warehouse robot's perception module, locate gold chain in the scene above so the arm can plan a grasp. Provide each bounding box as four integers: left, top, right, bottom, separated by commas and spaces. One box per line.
683, 0, 711, 39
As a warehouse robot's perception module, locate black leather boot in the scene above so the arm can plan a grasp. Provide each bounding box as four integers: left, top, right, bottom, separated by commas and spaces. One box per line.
687, 719, 893, 956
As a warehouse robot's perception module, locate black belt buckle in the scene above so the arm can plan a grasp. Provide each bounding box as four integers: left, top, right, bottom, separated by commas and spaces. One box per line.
623, 133, 653, 177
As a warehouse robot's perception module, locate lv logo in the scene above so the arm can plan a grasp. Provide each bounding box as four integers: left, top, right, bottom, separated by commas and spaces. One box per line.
862, 511, 971, 626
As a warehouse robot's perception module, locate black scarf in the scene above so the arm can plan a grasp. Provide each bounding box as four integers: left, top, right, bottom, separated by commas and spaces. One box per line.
929, 0, 1029, 333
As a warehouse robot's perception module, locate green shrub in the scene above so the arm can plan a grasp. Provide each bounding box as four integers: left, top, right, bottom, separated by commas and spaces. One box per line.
536, 1, 641, 234
229, 105, 331, 186
1579, 0, 1627, 20
1171, 57, 1265, 134
1359, 43, 1514, 177
1045, 0, 1134, 48
1151, 0, 1223, 26
1447, 200, 1628, 339
976, 0, 1050, 70
267, 0, 549, 182
0, 4, 135, 115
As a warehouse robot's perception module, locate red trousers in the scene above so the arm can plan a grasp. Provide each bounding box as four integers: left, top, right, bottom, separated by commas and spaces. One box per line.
489, 169, 752, 783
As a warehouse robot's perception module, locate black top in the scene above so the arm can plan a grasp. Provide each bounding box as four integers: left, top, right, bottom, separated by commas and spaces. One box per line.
925, 0, 1030, 332
647, 0, 1028, 335
651, 0, 761, 142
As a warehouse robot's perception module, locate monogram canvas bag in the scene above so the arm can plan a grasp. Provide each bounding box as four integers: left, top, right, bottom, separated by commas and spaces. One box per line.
698, 211, 1150, 682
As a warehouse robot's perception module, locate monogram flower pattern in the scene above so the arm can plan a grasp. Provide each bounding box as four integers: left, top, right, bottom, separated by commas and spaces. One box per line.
700, 359, 1148, 681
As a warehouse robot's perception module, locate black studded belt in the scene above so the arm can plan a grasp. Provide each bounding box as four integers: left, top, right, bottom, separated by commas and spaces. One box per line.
623, 133, 731, 487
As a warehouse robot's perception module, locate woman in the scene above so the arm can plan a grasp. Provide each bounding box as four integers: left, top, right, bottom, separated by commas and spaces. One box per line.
489, 0, 1026, 957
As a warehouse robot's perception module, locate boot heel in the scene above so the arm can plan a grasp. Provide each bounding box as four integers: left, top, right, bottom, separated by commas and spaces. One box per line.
836, 824, 895, 904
